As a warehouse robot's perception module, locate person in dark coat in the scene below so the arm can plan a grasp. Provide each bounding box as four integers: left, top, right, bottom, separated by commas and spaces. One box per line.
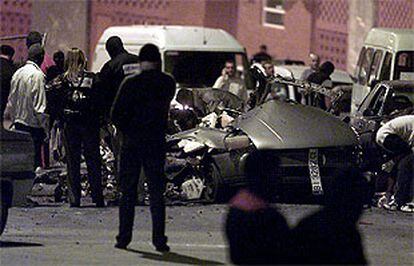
97, 36, 140, 204
111, 43, 176, 252
46, 50, 65, 82
47, 48, 105, 208
225, 150, 290, 265
97, 36, 140, 118
0, 45, 17, 121
306, 61, 335, 109
290, 167, 368, 265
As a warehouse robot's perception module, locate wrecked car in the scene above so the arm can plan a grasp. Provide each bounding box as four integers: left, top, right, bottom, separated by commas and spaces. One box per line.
139, 97, 358, 204
349, 80, 414, 134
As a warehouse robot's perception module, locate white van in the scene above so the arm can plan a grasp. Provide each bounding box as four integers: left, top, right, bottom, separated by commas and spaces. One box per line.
91, 25, 250, 89
350, 28, 414, 114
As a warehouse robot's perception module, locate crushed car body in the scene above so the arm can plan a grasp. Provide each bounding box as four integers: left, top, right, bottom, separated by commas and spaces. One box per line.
162, 98, 358, 203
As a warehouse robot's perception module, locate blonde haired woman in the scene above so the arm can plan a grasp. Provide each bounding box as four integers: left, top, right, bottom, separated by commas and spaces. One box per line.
50, 48, 104, 207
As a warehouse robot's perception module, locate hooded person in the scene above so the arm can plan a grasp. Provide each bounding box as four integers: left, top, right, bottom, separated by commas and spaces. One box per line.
97, 36, 140, 118
111, 43, 176, 252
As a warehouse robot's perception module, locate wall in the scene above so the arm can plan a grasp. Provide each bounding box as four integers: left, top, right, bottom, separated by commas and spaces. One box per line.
312, 0, 349, 70
31, 0, 89, 61
237, 0, 312, 61
0, 0, 32, 62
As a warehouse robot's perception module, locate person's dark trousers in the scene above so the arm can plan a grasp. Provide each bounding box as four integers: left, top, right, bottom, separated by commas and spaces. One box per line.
116, 135, 167, 247
14, 122, 46, 169
395, 153, 414, 206
62, 122, 104, 206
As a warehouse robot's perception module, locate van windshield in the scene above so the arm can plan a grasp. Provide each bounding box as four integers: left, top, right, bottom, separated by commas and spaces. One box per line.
394, 51, 414, 80
164, 51, 248, 88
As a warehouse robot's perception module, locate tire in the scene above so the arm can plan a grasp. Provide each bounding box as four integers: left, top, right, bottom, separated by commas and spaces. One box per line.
0, 203, 9, 235
203, 163, 224, 203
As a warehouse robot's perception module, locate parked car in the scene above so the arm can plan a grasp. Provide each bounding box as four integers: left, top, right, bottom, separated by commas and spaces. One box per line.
349, 80, 414, 134
0, 127, 35, 235
141, 96, 358, 203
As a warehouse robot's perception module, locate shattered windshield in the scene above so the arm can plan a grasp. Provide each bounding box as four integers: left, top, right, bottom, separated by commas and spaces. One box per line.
164, 51, 247, 88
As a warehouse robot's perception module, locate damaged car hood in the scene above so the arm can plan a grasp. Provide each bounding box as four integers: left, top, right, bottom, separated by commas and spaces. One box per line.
236, 100, 357, 149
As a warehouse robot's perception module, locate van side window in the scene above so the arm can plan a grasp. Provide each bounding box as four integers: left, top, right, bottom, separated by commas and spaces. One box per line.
394, 51, 414, 80
368, 50, 383, 85
358, 48, 373, 85
354, 47, 365, 78
379, 52, 392, 80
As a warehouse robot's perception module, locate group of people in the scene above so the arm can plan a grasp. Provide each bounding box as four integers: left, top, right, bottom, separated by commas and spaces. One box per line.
2, 32, 174, 252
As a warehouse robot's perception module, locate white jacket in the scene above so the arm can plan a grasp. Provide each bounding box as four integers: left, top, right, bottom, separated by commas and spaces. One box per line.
4, 61, 48, 130
376, 115, 414, 152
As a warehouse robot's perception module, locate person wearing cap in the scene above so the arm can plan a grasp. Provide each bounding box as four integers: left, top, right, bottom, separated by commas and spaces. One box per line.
0, 45, 17, 121
111, 43, 176, 252
26, 31, 54, 74
4, 44, 48, 170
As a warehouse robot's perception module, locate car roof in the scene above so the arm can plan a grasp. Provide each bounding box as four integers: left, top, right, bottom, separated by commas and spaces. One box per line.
376, 80, 414, 90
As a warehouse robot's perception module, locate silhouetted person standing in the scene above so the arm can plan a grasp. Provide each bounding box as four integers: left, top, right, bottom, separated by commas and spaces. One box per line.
0, 45, 17, 122
97, 36, 140, 204
225, 150, 290, 265
291, 167, 367, 265
111, 44, 176, 252
47, 48, 105, 208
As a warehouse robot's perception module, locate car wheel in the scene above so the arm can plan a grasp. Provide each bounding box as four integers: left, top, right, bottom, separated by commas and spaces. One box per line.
203, 163, 224, 203
0, 202, 9, 235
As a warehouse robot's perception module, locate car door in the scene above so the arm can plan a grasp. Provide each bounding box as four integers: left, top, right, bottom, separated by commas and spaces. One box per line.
351, 84, 388, 133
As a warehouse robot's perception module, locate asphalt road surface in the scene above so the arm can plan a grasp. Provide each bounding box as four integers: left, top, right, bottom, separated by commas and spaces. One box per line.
1, 202, 413, 265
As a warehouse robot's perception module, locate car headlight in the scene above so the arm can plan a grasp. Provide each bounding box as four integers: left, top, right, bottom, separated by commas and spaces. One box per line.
224, 135, 251, 150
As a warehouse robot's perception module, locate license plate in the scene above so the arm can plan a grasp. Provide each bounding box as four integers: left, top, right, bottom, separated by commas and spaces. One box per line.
308, 148, 324, 195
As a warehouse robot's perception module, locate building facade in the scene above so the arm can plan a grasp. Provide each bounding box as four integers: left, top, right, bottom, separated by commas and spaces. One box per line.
1, 0, 413, 72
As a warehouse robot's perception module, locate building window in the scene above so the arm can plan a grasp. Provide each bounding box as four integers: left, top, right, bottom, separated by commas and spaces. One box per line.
263, 0, 285, 28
